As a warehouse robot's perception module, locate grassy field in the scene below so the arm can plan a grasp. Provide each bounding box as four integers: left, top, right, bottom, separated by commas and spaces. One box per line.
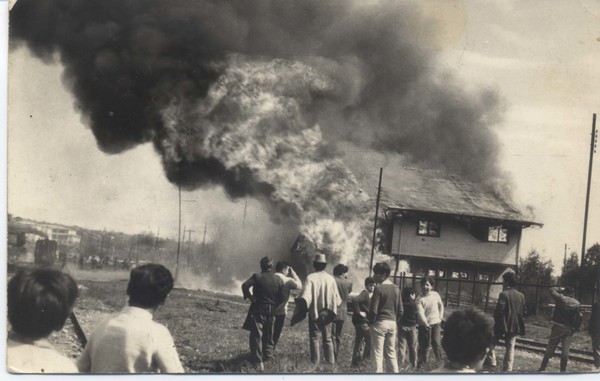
48, 270, 598, 374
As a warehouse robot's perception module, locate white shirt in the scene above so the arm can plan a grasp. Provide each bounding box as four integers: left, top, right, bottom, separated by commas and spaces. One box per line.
300, 271, 341, 321
77, 306, 184, 373
7, 334, 78, 373
275, 272, 301, 315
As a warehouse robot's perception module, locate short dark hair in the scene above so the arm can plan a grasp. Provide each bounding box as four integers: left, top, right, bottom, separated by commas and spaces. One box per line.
402, 287, 415, 299
275, 261, 290, 273
260, 256, 273, 271
8, 269, 78, 339
502, 271, 517, 287
442, 308, 494, 365
127, 264, 174, 309
373, 262, 391, 277
313, 262, 327, 272
364, 277, 376, 287
420, 275, 435, 287
333, 264, 349, 276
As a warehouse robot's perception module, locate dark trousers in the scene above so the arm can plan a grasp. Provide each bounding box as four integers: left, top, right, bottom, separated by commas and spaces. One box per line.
273, 314, 286, 348
417, 324, 442, 368
309, 318, 335, 365
332, 320, 345, 360
249, 304, 275, 364
352, 323, 371, 366
398, 325, 418, 368
540, 324, 574, 372
593, 330, 600, 369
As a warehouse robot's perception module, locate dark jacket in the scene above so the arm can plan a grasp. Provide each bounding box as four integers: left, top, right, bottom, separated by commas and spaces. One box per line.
334, 277, 353, 322
494, 287, 526, 337
241, 270, 285, 307
549, 287, 580, 327
352, 290, 371, 325
368, 281, 403, 324
590, 302, 600, 336
399, 299, 418, 328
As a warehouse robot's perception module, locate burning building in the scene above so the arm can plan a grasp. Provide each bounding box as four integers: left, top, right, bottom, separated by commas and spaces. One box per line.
369, 166, 542, 282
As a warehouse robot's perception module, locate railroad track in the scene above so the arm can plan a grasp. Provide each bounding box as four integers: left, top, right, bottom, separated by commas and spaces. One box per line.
498, 337, 595, 365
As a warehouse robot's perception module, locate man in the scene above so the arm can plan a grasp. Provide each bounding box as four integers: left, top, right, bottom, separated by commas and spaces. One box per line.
332, 263, 352, 360
539, 286, 582, 372
272, 260, 301, 349
351, 277, 376, 366
591, 298, 600, 370
241, 256, 285, 371
78, 264, 183, 373
299, 252, 341, 367
369, 262, 403, 373
484, 271, 526, 372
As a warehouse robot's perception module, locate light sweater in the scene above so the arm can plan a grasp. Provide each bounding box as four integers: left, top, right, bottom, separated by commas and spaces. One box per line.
416, 291, 444, 326
7, 334, 78, 373
300, 270, 341, 321
77, 306, 184, 373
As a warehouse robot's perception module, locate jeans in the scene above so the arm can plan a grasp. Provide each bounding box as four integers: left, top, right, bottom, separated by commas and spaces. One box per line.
248, 304, 275, 364
351, 323, 371, 366
370, 320, 399, 373
332, 320, 344, 360
485, 333, 519, 371
273, 314, 286, 349
309, 319, 335, 365
417, 324, 442, 368
398, 325, 418, 369
540, 324, 574, 372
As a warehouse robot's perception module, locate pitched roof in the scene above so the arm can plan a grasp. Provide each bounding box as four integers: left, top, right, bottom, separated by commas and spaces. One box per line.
343, 153, 541, 226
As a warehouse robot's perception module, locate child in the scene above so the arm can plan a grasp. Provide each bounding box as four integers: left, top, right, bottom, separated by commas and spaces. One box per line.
351, 277, 375, 366
398, 287, 418, 369
78, 264, 184, 373
332, 264, 352, 360
432, 308, 494, 373
368, 262, 403, 373
7, 268, 79, 373
416, 275, 444, 368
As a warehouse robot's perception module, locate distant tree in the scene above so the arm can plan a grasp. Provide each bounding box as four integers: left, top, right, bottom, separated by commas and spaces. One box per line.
519, 249, 554, 285
584, 243, 600, 267
560, 251, 580, 286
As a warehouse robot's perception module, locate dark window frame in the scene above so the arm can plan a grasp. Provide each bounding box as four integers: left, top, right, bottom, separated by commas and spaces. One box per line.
416, 219, 441, 237
487, 224, 509, 244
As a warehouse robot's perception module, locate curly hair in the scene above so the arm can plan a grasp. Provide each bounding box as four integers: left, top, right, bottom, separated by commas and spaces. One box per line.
8, 269, 78, 339
127, 264, 174, 309
442, 308, 494, 365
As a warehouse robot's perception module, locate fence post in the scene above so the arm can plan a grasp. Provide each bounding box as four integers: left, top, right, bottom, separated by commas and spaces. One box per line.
534, 278, 540, 315
457, 279, 462, 308
445, 277, 450, 307
471, 280, 477, 306
412, 272, 417, 290
484, 280, 491, 313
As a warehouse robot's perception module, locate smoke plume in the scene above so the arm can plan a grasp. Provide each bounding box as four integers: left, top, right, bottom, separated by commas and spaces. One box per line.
10, 0, 507, 271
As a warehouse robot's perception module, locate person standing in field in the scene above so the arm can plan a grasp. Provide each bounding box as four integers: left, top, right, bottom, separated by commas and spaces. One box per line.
416, 275, 444, 369
432, 308, 494, 373
78, 264, 183, 373
272, 260, 301, 350
241, 256, 285, 371
351, 277, 376, 367
7, 269, 79, 373
484, 271, 526, 372
398, 286, 418, 370
369, 262, 403, 373
332, 264, 352, 360
590, 298, 600, 370
299, 252, 341, 367
539, 286, 582, 373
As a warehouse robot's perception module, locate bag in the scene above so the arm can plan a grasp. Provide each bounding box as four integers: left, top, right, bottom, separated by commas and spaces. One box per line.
242, 304, 254, 331
290, 298, 308, 326
318, 308, 336, 325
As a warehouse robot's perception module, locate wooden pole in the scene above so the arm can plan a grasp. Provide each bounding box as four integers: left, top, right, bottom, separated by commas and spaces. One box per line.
581, 113, 597, 268
369, 168, 383, 277
175, 186, 182, 282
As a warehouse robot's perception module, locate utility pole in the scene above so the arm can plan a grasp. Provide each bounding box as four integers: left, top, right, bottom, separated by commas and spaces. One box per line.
369, 168, 383, 277
202, 222, 207, 253
154, 228, 160, 257
242, 200, 248, 228
175, 186, 182, 282
563, 243, 567, 272
581, 113, 597, 269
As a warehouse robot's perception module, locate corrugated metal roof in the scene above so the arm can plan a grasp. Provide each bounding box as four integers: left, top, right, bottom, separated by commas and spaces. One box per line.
347, 161, 541, 226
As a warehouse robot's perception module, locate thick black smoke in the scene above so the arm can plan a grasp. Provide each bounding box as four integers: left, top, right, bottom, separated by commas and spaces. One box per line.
10, 0, 506, 199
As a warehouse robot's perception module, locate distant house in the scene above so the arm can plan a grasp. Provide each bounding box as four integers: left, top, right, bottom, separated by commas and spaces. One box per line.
376, 167, 542, 283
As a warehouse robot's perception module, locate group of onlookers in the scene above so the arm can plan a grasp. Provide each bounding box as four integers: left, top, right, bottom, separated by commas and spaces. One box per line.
5, 256, 600, 374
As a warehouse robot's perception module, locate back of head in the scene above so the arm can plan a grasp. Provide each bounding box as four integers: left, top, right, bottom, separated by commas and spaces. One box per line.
275, 260, 289, 273
402, 286, 415, 300
442, 309, 494, 366
364, 277, 375, 288
260, 256, 273, 271
127, 264, 174, 309
502, 271, 517, 287
333, 264, 348, 276
8, 268, 78, 340
373, 262, 391, 277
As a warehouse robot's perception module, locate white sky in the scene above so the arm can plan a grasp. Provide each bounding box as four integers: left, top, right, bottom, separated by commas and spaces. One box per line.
4, 0, 600, 273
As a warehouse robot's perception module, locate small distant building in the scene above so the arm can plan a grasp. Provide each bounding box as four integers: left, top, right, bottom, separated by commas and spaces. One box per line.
376, 167, 542, 283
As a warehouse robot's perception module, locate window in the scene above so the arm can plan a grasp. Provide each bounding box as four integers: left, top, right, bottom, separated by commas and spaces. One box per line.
417, 220, 440, 237
488, 225, 508, 243
451, 271, 469, 279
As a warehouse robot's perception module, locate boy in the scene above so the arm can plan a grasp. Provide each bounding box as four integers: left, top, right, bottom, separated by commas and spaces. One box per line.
332, 264, 352, 360
368, 262, 403, 373
272, 260, 301, 349
7, 268, 79, 373
416, 275, 444, 368
351, 276, 375, 366
432, 308, 494, 373
78, 264, 183, 373
398, 287, 418, 369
